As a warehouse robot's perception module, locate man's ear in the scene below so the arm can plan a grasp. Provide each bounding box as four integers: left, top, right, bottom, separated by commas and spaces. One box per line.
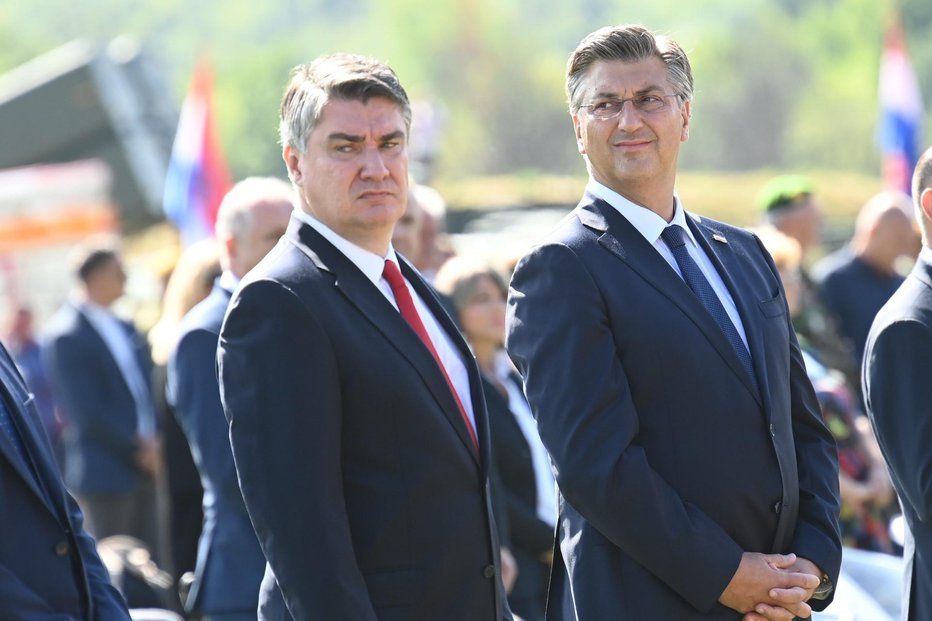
921, 188, 932, 222
680, 100, 691, 142
283, 145, 301, 183
219, 233, 237, 273
573, 113, 586, 155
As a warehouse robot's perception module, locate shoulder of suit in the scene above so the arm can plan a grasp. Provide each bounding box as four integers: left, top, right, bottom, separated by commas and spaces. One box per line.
178, 291, 229, 339
39, 304, 84, 344
874, 275, 932, 328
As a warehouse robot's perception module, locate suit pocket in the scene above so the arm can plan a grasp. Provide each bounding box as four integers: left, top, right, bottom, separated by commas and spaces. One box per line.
363, 567, 425, 609
758, 295, 785, 318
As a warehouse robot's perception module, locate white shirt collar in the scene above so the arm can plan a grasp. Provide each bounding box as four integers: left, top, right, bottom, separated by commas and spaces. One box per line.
79, 299, 116, 322
219, 271, 240, 293
920, 245, 932, 266
292, 209, 398, 285
586, 178, 698, 248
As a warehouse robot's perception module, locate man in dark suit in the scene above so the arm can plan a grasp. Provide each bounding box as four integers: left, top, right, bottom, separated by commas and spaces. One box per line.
0, 337, 131, 619
505, 25, 841, 621
217, 54, 511, 620
42, 243, 160, 554
863, 145, 932, 621
168, 176, 294, 620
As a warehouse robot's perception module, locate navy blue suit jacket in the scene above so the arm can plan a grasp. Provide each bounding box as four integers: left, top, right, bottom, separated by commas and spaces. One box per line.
506, 196, 841, 620
218, 217, 511, 621
41, 304, 153, 495
168, 281, 265, 615
0, 341, 130, 620
863, 249, 932, 621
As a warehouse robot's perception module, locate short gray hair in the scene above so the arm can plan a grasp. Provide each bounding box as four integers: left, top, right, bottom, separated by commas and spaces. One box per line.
215, 176, 295, 240
279, 53, 411, 153
566, 24, 693, 113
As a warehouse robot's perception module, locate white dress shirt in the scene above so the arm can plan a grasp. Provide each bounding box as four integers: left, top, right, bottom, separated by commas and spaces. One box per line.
293, 210, 477, 433
587, 179, 750, 352
80, 302, 156, 437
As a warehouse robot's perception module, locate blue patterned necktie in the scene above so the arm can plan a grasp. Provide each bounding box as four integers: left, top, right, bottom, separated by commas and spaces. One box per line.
0, 394, 30, 466
661, 225, 756, 385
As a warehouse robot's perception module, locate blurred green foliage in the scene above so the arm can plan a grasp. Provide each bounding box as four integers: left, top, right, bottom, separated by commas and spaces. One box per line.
1, 0, 930, 191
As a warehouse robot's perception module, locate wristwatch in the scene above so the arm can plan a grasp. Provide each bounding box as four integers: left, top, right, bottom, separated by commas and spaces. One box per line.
810, 573, 833, 600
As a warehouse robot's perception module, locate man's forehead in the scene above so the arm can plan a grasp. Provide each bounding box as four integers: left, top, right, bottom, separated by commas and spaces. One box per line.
316, 96, 407, 136
583, 58, 669, 89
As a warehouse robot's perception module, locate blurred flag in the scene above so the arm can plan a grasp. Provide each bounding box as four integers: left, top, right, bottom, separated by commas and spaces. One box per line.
878, 15, 924, 194
163, 59, 231, 245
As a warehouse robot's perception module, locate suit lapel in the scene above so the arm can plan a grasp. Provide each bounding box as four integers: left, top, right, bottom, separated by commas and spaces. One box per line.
289, 221, 482, 467
579, 197, 760, 405
686, 216, 765, 406
75, 307, 136, 400
0, 351, 60, 515
402, 258, 488, 470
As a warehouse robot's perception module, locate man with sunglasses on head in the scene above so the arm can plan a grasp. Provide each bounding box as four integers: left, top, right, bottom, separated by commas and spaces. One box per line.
506, 24, 841, 621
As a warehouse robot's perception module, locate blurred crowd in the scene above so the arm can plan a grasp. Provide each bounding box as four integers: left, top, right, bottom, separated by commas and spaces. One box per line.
0, 171, 921, 619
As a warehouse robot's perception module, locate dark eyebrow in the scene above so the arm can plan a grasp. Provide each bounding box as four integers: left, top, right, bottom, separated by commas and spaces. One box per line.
379, 130, 405, 143
326, 130, 405, 143
327, 133, 364, 143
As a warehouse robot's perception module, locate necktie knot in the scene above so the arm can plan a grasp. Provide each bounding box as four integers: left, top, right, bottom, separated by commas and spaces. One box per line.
661, 224, 687, 249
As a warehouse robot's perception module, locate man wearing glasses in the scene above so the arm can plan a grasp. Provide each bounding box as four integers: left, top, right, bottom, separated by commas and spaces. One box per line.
506, 24, 841, 620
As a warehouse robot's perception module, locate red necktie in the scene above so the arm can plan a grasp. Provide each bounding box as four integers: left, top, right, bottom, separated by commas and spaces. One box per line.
382, 259, 479, 452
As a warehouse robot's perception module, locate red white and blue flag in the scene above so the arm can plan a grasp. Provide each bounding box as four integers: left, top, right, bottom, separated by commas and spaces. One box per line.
878, 16, 924, 194
163, 60, 232, 245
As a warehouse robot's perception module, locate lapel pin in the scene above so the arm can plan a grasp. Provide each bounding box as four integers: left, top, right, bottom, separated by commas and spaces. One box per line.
712, 234, 728, 244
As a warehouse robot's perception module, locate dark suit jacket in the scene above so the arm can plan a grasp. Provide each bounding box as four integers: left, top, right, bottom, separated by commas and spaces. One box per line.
152, 361, 203, 579
505, 196, 841, 620
863, 249, 932, 621
484, 375, 551, 621
168, 282, 265, 615
218, 216, 511, 621
41, 303, 153, 495
0, 340, 131, 620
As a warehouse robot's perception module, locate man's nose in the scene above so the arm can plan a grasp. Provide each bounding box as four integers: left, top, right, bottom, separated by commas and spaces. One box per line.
360, 147, 390, 180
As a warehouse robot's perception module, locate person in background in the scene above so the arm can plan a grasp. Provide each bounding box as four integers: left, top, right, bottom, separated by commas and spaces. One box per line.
148, 238, 221, 588
757, 227, 896, 554
506, 24, 841, 620
391, 181, 425, 266
863, 145, 932, 621
813, 190, 921, 365
757, 175, 860, 391
435, 256, 554, 621
5, 305, 61, 465
413, 183, 455, 281
169, 176, 294, 620
0, 336, 132, 619
758, 175, 823, 260
42, 241, 161, 557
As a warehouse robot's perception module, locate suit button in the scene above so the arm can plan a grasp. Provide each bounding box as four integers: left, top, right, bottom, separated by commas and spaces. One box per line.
769, 424, 776, 437
773, 501, 782, 514
54, 541, 70, 556
483, 565, 496, 579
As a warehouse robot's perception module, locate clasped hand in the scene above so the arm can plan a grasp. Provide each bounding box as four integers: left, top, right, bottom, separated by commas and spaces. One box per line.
719, 553, 822, 621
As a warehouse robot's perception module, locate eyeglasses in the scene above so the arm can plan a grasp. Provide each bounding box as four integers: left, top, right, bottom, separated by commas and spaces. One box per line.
578, 94, 681, 120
